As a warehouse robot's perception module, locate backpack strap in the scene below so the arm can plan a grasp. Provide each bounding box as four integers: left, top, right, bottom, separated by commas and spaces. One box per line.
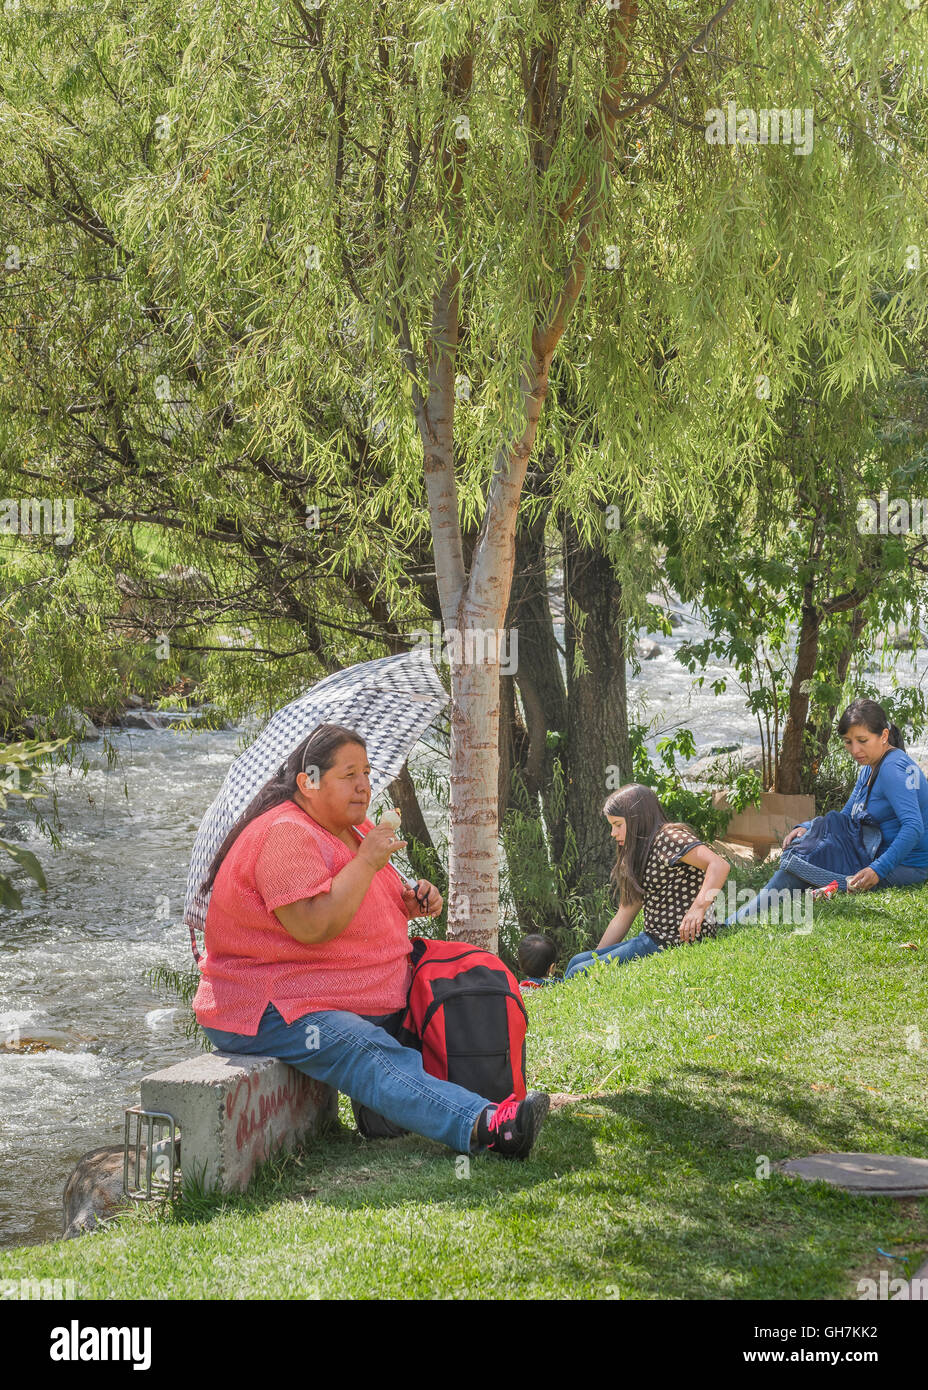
408, 935, 429, 970
862, 749, 890, 810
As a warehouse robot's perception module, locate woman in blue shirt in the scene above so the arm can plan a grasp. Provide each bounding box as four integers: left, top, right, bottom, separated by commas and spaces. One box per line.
729, 699, 928, 923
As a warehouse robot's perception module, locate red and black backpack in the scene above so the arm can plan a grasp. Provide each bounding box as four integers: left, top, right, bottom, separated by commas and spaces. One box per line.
400, 937, 528, 1102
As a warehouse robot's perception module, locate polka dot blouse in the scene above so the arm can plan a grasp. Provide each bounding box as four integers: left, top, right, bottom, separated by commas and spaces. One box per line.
640, 824, 717, 948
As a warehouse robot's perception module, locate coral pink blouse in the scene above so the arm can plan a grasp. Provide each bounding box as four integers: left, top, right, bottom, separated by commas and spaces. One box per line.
192, 800, 413, 1034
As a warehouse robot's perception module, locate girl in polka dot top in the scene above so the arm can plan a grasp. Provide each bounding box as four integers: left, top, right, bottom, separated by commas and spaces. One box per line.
565, 783, 730, 979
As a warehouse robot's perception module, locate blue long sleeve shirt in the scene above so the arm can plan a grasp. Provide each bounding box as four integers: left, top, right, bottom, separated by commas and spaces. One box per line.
837, 748, 928, 879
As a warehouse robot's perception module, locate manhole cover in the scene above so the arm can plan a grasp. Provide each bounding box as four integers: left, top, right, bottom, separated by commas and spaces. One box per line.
777, 1153, 928, 1196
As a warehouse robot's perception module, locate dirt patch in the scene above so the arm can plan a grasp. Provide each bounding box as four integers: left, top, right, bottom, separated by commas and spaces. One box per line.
845, 1233, 928, 1301
548, 1091, 610, 1111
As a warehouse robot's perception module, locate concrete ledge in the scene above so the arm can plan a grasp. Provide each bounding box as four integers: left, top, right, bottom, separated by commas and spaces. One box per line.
140, 1053, 337, 1194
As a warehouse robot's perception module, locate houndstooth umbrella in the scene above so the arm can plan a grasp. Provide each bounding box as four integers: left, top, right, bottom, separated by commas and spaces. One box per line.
183, 647, 448, 957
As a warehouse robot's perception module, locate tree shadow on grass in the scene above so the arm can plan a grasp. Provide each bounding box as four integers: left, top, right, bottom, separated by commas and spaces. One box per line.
155, 1061, 928, 1298
637, 1062, 928, 1154
533, 1064, 928, 1298
164, 1105, 600, 1229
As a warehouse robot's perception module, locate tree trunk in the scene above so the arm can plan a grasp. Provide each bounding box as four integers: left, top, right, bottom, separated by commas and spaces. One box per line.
776, 590, 821, 795
508, 514, 569, 858
498, 668, 524, 823
386, 763, 446, 898
497, 668, 548, 937
563, 520, 632, 892
804, 606, 868, 792
423, 5, 640, 953
448, 650, 501, 951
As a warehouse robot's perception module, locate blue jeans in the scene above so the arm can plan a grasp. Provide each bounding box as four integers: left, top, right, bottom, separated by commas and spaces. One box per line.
201, 1002, 492, 1154
564, 931, 663, 979
727, 855, 928, 925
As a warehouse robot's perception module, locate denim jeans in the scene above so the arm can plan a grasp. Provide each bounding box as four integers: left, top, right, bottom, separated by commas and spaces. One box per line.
348, 1009, 410, 1139
564, 931, 663, 979
201, 1001, 492, 1154
726, 854, 928, 925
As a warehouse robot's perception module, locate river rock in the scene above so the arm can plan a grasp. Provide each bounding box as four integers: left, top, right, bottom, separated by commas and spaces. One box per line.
686, 744, 765, 783
158, 708, 211, 727
145, 1008, 179, 1027
62, 706, 101, 741
120, 710, 167, 730
634, 639, 662, 660
888, 627, 927, 651
62, 1145, 136, 1239
62, 1139, 180, 1239
645, 592, 684, 628
1, 1026, 84, 1053
25, 706, 101, 741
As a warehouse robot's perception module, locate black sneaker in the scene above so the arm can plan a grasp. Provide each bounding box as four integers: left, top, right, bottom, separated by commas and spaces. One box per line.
351, 1099, 409, 1140
479, 1091, 550, 1160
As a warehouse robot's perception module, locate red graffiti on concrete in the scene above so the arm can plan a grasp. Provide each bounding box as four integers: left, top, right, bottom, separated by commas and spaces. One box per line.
225, 1072, 327, 1152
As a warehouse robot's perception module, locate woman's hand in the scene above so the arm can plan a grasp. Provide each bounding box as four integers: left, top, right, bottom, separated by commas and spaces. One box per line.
356, 822, 407, 871
782, 826, 806, 849
402, 880, 442, 918
679, 905, 706, 943
847, 865, 879, 893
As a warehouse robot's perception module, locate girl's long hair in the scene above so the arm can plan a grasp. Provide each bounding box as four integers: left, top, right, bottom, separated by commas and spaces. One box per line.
837, 698, 905, 751
602, 783, 699, 906
201, 722, 367, 896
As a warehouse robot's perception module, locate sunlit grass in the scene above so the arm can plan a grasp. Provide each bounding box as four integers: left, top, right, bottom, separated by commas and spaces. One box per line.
1, 889, 926, 1299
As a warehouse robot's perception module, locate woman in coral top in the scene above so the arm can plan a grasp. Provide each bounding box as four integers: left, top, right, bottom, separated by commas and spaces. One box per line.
192, 723, 548, 1160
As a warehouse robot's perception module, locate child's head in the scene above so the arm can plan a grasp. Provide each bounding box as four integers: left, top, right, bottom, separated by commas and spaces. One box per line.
602, 783, 668, 904
517, 933, 557, 979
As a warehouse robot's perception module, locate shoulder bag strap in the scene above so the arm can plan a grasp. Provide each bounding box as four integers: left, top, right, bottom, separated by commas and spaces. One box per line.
862, 749, 890, 810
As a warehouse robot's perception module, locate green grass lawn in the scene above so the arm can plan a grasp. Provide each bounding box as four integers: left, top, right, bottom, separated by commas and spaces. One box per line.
2, 890, 927, 1299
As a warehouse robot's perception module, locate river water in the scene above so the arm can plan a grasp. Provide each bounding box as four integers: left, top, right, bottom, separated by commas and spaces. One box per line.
1, 602, 925, 1249
0, 724, 248, 1248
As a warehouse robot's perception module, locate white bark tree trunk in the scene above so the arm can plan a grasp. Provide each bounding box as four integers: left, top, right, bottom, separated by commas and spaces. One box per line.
444, 354, 554, 950
447, 650, 501, 950
413, 3, 641, 953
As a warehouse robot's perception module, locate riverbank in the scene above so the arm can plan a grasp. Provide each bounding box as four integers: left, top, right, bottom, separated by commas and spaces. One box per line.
2, 889, 926, 1299
0, 723, 247, 1248
5, 683, 229, 743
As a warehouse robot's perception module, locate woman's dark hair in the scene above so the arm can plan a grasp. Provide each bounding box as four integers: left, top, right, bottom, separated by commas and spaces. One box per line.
202, 723, 367, 895
517, 933, 557, 978
836, 699, 905, 751
602, 783, 698, 907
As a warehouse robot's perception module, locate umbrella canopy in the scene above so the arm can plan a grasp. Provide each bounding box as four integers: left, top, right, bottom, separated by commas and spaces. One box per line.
183, 648, 448, 954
